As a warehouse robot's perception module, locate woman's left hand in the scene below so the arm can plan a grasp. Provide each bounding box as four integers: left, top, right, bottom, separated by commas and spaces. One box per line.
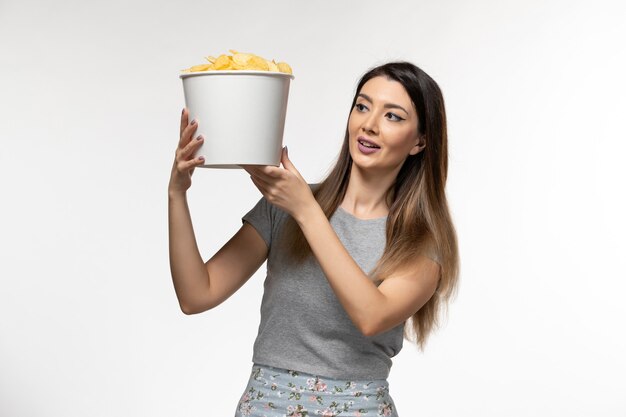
240, 147, 316, 221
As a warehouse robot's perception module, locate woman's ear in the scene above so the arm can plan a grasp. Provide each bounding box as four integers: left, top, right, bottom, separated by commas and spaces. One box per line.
409, 135, 426, 156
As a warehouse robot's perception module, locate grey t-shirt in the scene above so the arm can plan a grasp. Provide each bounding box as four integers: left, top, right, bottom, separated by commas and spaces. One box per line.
241, 191, 440, 380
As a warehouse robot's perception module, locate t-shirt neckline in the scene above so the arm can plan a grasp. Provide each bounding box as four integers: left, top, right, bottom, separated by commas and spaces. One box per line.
336, 206, 388, 222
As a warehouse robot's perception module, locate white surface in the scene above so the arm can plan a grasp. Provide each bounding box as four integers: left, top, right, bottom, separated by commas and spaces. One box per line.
0, 0, 625, 416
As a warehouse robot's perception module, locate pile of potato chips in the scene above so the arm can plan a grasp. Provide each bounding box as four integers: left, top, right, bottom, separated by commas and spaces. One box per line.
181, 50, 293, 75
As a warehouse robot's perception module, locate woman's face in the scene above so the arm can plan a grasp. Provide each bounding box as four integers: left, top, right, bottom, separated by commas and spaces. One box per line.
347, 76, 424, 173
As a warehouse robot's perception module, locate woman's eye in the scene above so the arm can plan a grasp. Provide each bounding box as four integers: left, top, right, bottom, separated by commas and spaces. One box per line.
355, 103, 367, 112
386, 112, 404, 122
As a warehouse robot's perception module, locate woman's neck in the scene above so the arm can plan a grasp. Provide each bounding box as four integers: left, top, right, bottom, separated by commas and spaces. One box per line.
341, 164, 397, 218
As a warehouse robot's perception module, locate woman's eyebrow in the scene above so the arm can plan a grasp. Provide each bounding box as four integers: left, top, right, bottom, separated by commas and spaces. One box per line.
357, 93, 409, 115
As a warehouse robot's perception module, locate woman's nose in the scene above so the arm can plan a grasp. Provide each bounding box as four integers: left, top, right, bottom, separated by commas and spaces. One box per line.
362, 115, 378, 134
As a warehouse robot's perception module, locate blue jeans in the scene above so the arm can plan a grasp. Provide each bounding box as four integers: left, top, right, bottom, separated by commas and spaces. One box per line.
234, 362, 399, 417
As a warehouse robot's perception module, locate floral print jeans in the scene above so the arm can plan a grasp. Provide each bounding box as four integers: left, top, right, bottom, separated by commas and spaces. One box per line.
234, 363, 399, 417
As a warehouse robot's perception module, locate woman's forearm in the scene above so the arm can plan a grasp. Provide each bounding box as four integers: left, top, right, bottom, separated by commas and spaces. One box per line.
168, 191, 210, 314
295, 204, 386, 336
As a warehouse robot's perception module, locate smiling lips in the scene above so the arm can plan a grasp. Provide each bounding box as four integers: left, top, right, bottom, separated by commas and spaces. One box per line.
357, 136, 381, 154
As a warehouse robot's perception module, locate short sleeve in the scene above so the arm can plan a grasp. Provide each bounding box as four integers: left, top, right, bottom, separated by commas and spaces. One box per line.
241, 196, 273, 249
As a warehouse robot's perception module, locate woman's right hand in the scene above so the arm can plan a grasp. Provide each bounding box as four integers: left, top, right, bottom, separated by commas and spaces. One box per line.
169, 108, 205, 195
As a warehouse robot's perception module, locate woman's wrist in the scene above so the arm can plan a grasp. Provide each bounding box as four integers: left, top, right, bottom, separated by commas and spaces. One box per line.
294, 201, 324, 228
168, 187, 187, 200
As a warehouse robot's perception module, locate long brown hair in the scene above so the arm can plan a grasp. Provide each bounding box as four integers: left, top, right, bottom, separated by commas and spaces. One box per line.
282, 62, 459, 350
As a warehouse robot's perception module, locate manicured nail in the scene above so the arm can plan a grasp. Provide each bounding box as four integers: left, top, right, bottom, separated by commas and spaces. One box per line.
196, 135, 203, 141
191, 119, 197, 125
182, 108, 185, 115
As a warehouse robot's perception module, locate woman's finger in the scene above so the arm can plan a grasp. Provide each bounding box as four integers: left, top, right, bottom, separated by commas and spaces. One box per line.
177, 154, 205, 173
260, 165, 284, 179
179, 134, 204, 160
179, 116, 199, 148
250, 172, 273, 190
174, 136, 203, 169
240, 164, 261, 176
245, 165, 282, 183
189, 154, 205, 173
249, 174, 267, 195
179, 107, 188, 143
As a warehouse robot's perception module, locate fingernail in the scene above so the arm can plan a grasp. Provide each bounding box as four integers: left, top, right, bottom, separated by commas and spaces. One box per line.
191, 119, 197, 125
198, 155, 205, 161
285, 146, 288, 154
196, 135, 203, 141
182, 108, 185, 115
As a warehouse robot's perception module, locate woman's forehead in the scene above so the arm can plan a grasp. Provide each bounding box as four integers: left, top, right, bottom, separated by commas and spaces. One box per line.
358, 76, 414, 111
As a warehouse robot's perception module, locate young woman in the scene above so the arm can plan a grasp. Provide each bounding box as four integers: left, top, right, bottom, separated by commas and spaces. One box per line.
168, 62, 459, 417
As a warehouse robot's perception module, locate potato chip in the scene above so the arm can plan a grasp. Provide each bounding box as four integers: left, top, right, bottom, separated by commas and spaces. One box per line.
232, 53, 252, 67
213, 54, 232, 70
276, 62, 292, 75
248, 56, 270, 71
188, 64, 212, 72
182, 50, 293, 75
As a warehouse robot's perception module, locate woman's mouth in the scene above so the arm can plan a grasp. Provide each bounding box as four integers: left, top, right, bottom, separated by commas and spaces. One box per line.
357, 137, 381, 154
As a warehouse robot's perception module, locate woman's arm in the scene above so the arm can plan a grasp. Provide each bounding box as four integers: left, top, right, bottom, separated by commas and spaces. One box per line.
168, 191, 268, 314
168, 191, 209, 314
168, 108, 268, 315
242, 148, 439, 337
295, 203, 440, 337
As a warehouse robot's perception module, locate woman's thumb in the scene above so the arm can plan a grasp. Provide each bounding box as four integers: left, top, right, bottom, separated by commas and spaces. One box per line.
281, 146, 296, 172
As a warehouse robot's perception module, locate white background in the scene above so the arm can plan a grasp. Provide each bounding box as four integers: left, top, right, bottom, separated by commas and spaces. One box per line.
1, 0, 625, 416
